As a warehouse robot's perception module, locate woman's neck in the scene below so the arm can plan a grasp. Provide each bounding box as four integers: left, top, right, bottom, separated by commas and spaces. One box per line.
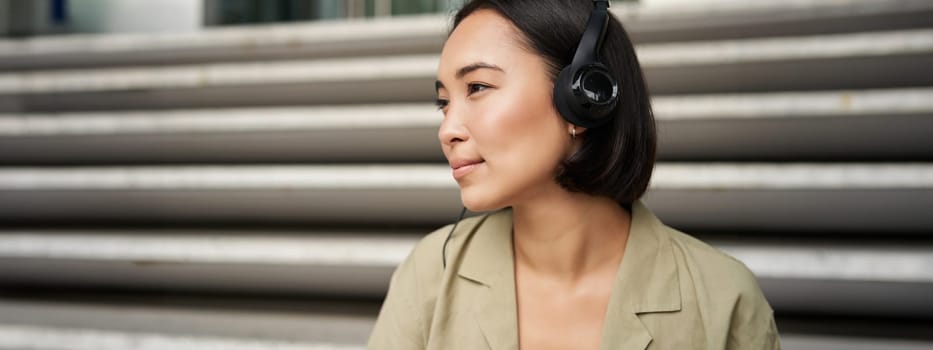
511, 185, 632, 284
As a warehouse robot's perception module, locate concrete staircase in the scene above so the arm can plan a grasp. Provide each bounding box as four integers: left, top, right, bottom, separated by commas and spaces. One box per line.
1, 0, 932, 349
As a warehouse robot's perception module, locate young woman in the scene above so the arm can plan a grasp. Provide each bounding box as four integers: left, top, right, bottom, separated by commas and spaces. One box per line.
369, 1, 780, 349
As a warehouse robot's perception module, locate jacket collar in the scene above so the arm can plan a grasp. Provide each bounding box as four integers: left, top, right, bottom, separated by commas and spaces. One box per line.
457, 199, 682, 350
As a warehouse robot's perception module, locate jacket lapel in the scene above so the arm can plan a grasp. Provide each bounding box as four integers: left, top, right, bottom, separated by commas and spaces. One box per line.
601, 199, 682, 350
458, 208, 519, 350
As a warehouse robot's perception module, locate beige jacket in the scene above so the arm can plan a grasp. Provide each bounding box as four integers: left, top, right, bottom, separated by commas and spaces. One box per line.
368, 199, 780, 349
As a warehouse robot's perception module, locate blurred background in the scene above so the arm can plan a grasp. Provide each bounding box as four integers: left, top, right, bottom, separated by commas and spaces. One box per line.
0, 0, 932, 349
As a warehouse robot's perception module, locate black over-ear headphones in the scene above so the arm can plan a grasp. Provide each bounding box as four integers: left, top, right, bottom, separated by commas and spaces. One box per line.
553, 0, 619, 129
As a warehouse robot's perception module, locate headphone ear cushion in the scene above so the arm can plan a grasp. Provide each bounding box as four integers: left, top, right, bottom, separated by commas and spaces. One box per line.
553, 66, 589, 127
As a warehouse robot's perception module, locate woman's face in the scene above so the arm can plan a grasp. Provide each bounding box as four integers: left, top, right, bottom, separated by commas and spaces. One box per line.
437, 9, 575, 211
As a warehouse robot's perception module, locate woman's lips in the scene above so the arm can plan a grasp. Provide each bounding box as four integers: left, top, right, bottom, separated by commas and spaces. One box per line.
452, 160, 484, 180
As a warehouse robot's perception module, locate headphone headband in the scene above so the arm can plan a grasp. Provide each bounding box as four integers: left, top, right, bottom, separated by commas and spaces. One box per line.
570, 0, 611, 71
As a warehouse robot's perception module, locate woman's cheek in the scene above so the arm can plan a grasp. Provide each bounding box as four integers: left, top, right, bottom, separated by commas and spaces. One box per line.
472, 101, 512, 155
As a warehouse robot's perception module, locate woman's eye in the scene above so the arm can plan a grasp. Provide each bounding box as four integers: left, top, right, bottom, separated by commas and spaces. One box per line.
434, 98, 449, 110
468, 83, 489, 95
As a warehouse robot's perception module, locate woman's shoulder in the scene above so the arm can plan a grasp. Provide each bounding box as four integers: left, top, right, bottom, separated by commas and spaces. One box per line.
660, 224, 769, 304
659, 224, 780, 346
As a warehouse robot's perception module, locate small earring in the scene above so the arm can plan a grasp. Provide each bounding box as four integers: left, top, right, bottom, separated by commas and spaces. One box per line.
571, 128, 576, 141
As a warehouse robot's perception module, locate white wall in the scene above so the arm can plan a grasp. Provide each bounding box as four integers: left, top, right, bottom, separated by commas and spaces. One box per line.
68, 0, 203, 34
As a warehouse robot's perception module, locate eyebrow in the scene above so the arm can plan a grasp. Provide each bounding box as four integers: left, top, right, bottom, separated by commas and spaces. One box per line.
435, 62, 505, 91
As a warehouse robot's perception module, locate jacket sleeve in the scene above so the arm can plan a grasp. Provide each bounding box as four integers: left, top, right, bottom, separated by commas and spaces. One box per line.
367, 251, 426, 350
728, 307, 781, 350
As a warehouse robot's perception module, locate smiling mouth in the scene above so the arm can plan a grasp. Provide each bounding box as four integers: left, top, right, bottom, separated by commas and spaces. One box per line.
452, 160, 484, 180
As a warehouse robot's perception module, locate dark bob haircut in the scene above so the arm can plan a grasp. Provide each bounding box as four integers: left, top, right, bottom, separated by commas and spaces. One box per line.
451, 0, 657, 208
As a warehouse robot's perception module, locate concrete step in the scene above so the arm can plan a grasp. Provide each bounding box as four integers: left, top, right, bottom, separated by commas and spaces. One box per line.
1, 29, 931, 112
0, 230, 418, 297
718, 241, 933, 317
0, 163, 930, 230
0, 298, 376, 349
655, 87, 933, 161
0, 88, 931, 164
0, 0, 930, 71
0, 104, 446, 164
0, 231, 930, 316
779, 334, 933, 350
621, 0, 933, 43
0, 324, 364, 350
640, 28, 933, 94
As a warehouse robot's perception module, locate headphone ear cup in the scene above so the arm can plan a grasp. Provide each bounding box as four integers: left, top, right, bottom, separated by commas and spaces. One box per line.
573, 63, 619, 125
553, 64, 620, 128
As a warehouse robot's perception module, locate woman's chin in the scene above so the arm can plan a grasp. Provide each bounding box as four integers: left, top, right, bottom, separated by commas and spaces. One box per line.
459, 188, 505, 212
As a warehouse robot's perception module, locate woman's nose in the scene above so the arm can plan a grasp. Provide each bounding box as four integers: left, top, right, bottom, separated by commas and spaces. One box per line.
438, 107, 469, 147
